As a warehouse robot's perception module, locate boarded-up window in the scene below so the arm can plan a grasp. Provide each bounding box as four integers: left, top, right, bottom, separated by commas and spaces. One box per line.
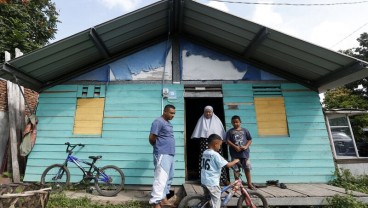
74, 85, 105, 135
73, 98, 105, 135
253, 85, 288, 137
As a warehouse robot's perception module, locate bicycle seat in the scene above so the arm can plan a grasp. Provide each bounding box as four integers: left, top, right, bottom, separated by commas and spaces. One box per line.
89, 156, 102, 160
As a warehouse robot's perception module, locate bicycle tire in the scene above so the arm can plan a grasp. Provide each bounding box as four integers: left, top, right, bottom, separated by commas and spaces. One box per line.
237, 190, 268, 208
95, 165, 125, 197
178, 194, 210, 208
40, 164, 70, 192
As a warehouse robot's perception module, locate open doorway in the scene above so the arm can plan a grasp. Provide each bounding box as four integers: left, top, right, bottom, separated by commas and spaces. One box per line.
185, 97, 228, 182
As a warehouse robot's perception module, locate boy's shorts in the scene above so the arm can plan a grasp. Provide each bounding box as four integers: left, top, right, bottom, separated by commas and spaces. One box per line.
204, 185, 221, 208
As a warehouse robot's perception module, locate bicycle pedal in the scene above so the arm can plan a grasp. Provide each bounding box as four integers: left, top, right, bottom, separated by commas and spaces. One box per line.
87, 187, 95, 194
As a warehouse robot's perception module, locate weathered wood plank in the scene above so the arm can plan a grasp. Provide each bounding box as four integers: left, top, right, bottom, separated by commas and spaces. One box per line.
254, 189, 273, 198
183, 184, 197, 195
184, 184, 368, 206
287, 184, 344, 197
182, 183, 368, 206
258, 186, 305, 197
313, 184, 368, 197
192, 185, 204, 194
250, 175, 335, 184
7, 81, 23, 183
266, 197, 327, 206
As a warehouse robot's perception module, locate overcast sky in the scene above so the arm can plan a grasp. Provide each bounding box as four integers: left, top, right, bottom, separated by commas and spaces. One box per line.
51, 0, 368, 52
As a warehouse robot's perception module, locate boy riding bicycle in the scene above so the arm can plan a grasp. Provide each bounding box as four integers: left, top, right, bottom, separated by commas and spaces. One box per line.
201, 134, 239, 208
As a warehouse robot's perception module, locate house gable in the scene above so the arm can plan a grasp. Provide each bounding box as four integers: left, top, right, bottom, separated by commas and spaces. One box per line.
69, 40, 284, 82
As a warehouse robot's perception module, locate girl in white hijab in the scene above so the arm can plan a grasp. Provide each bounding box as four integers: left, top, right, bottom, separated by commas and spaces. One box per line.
191, 106, 228, 184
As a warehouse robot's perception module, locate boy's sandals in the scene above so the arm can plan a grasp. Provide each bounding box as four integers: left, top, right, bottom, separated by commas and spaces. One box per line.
160, 199, 176, 208
160, 202, 176, 208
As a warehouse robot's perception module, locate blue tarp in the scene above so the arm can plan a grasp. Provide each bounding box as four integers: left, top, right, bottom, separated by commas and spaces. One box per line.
73, 39, 283, 81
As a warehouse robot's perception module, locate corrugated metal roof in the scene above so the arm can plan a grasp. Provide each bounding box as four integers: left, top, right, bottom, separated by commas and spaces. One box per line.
1, 0, 367, 92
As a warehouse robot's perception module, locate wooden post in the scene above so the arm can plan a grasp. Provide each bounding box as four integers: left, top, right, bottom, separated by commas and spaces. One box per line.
6, 49, 25, 183
7, 82, 21, 183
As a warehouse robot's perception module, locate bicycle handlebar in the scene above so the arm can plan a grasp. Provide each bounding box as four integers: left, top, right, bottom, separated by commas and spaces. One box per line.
65, 142, 85, 153
230, 165, 243, 179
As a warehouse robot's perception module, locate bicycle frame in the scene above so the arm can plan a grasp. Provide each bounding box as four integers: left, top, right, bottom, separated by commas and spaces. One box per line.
221, 177, 256, 208
65, 155, 96, 177
58, 143, 111, 184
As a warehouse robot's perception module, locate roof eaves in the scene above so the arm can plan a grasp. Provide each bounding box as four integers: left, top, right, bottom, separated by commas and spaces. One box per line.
1, 63, 43, 90
317, 62, 368, 92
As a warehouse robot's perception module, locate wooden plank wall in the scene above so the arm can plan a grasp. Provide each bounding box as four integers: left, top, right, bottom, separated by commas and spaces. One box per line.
24, 84, 185, 185
222, 83, 335, 183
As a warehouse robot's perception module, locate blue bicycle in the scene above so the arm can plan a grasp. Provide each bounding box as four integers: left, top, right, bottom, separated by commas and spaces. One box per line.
40, 142, 125, 197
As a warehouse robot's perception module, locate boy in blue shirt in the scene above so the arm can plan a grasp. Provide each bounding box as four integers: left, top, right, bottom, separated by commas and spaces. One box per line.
201, 134, 239, 208
225, 115, 254, 190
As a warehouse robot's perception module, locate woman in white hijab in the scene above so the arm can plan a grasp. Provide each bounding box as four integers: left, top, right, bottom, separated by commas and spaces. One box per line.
191, 106, 228, 183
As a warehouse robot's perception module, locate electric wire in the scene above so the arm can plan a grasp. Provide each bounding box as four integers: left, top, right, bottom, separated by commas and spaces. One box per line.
207, 0, 368, 6
203, 0, 368, 49
330, 22, 368, 48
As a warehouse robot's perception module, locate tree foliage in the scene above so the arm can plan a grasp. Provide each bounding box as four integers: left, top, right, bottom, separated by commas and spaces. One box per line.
324, 87, 368, 110
324, 32, 368, 141
339, 32, 368, 96
324, 33, 368, 109
0, 0, 59, 61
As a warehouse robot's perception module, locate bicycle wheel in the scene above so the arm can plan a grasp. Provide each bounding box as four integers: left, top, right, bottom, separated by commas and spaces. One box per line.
40, 164, 70, 192
95, 165, 125, 197
237, 190, 268, 208
178, 194, 210, 208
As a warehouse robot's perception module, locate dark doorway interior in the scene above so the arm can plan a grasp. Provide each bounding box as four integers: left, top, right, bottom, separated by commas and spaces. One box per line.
185, 97, 228, 181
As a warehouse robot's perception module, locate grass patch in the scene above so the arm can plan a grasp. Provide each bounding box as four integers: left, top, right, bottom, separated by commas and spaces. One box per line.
47, 193, 151, 208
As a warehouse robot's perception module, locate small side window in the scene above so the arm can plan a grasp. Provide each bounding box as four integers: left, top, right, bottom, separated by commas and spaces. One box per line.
328, 116, 358, 157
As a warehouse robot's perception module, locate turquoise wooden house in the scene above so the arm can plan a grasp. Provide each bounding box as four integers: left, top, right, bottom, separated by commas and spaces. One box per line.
1, 0, 368, 186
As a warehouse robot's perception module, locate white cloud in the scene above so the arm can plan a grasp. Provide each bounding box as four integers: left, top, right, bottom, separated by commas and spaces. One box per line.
309, 21, 359, 50
98, 0, 142, 12
251, 1, 282, 27
206, 1, 229, 12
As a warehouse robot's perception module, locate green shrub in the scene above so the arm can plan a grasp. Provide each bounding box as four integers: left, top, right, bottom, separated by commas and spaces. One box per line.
329, 169, 368, 194
327, 169, 368, 207
2, 172, 10, 178
326, 194, 368, 208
